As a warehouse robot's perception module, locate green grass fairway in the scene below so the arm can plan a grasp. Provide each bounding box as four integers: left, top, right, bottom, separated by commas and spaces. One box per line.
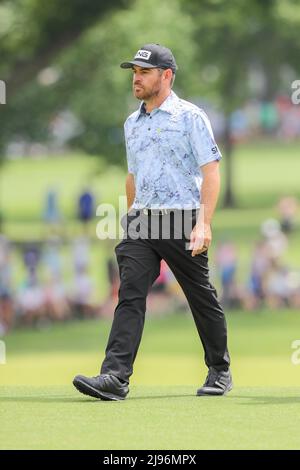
1, 311, 300, 449
1, 385, 300, 450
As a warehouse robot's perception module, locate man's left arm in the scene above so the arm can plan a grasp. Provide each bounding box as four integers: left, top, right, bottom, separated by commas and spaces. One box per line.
189, 161, 220, 257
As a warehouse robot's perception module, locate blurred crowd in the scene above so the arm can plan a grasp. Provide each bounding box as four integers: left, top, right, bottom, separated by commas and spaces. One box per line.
215, 196, 300, 310
0, 235, 97, 336
5, 95, 300, 161
0, 196, 299, 336
207, 95, 300, 142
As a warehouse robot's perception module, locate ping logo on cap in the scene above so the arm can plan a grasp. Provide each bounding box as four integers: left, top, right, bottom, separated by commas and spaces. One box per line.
134, 50, 152, 60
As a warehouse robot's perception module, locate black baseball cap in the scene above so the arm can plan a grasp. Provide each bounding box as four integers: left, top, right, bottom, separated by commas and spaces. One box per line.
120, 43, 177, 73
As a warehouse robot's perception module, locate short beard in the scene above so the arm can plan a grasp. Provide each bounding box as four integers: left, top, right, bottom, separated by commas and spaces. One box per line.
133, 79, 162, 101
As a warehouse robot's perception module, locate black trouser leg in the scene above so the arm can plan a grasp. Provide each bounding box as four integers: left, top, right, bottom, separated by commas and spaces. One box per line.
158, 236, 230, 371
100, 237, 161, 382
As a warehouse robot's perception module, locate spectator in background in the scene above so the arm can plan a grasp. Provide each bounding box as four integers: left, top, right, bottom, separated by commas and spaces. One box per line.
22, 242, 41, 278
261, 218, 288, 261
260, 102, 279, 134
72, 236, 90, 272
16, 242, 46, 326
264, 259, 290, 309
0, 235, 14, 334
151, 259, 168, 294
78, 188, 95, 235
215, 240, 240, 308
106, 256, 120, 302
44, 275, 70, 322
245, 220, 287, 310
42, 237, 70, 321
147, 260, 173, 316
288, 271, 300, 308
42, 236, 62, 279
99, 254, 120, 319
70, 236, 95, 318
43, 188, 62, 234
277, 196, 298, 234
245, 240, 271, 310
16, 271, 45, 326
70, 265, 95, 319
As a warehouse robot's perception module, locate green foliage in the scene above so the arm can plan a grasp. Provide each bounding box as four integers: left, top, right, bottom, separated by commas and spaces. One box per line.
59, 0, 200, 162
0, 0, 200, 163
0, 0, 131, 157
0, 0, 129, 74
1, 0, 300, 169
185, 0, 300, 109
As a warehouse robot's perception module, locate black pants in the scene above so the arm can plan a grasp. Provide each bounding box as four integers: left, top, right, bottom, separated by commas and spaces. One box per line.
100, 210, 230, 383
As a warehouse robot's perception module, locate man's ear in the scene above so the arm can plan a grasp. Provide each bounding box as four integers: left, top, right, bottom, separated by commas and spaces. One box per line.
163, 69, 173, 84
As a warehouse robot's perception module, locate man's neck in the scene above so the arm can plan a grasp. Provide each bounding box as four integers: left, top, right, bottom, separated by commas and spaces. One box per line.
144, 89, 171, 114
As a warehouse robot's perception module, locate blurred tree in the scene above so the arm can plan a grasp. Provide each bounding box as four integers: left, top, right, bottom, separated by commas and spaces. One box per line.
55, 0, 199, 163
0, 0, 199, 164
0, 0, 130, 95
0, 0, 131, 155
0, 0, 130, 230
186, 0, 300, 207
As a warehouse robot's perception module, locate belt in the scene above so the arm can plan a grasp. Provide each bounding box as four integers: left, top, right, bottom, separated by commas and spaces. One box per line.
129, 208, 198, 216
142, 208, 172, 215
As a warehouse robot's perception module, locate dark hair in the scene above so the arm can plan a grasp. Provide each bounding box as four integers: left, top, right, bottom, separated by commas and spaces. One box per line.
158, 68, 176, 88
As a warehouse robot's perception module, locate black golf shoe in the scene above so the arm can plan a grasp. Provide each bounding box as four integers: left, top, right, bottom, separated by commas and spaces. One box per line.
197, 367, 233, 396
73, 374, 129, 401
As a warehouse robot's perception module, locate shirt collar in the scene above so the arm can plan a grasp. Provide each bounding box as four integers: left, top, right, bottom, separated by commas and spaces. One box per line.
134, 91, 179, 121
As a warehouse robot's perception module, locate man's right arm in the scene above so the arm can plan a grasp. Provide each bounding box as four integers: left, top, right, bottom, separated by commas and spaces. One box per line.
126, 173, 135, 210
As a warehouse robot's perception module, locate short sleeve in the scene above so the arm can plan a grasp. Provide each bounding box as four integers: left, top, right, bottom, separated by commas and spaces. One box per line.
189, 109, 222, 167
124, 124, 136, 174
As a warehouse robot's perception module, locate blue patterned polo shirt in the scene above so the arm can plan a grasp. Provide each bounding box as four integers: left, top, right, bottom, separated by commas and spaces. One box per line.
124, 91, 221, 209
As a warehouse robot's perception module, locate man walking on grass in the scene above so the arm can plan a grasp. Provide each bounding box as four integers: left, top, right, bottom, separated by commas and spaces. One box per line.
73, 43, 232, 401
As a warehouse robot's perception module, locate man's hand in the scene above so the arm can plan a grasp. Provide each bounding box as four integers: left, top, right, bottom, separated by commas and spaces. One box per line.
188, 160, 220, 257
189, 222, 212, 257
